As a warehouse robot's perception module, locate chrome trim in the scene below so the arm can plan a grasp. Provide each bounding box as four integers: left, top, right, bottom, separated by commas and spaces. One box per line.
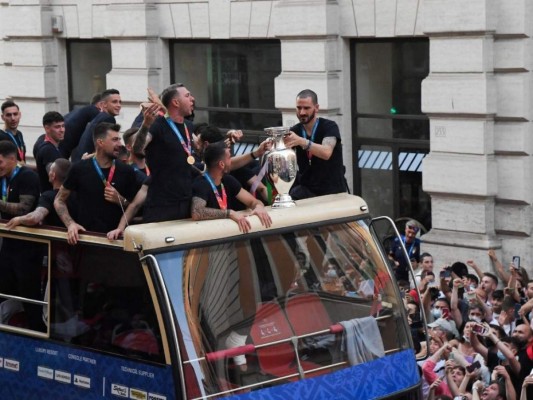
140, 254, 187, 400
0, 293, 47, 306
370, 216, 430, 359
184, 314, 392, 364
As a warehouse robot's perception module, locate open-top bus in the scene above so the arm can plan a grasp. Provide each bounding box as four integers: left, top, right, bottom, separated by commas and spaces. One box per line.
0, 193, 423, 399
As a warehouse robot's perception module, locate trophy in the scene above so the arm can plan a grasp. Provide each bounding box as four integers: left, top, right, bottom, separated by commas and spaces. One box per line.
263, 127, 297, 208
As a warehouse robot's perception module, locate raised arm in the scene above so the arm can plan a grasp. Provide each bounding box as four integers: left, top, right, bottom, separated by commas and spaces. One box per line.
466, 259, 484, 282
450, 278, 464, 328
132, 103, 159, 156
230, 139, 272, 171
54, 186, 85, 245
488, 249, 510, 283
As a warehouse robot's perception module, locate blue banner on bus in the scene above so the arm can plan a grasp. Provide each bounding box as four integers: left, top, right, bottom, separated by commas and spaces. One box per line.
0, 331, 174, 400
226, 349, 420, 400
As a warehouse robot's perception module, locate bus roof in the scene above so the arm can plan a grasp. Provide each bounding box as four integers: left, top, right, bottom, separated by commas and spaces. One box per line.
122, 193, 369, 252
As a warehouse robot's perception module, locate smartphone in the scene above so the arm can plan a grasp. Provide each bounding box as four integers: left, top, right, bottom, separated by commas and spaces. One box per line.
512, 256, 521, 270
466, 291, 476, 302
442, 307, 450, 319
472, 323, 488, 336
515, 303, 522, 320
440, 270, 451, 279
466, 360, 481, 373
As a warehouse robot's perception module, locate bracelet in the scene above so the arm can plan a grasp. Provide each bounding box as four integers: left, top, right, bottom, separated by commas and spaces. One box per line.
304, 139, 312, 151
250, 150, 257, 159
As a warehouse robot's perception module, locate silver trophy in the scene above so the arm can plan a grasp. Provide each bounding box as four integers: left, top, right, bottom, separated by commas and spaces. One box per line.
264, 126, 297, 208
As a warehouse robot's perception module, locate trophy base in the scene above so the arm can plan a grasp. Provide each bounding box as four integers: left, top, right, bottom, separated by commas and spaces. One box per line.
271, 194, 296, 209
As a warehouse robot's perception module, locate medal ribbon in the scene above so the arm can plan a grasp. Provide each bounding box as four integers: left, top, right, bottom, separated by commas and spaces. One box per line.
403, 236, 416, 258
4, 131, 25, 163
204, 173, 227, 210
165, 117, 192, 158
301, 118, 319, 162
2, 165, 21, 202
92, 157, 116, 187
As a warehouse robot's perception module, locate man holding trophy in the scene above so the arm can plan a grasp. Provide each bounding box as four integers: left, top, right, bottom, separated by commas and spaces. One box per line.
283, 89, 347, 200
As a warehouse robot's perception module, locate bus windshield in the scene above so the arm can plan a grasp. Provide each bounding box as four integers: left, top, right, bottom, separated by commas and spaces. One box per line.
153, 219, 414, 399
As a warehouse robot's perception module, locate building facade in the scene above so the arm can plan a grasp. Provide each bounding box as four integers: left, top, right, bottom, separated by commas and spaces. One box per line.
0, 0, 532, 273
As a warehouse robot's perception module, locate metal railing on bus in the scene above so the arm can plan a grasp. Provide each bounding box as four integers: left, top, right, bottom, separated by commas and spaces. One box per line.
185, 313, 400, 400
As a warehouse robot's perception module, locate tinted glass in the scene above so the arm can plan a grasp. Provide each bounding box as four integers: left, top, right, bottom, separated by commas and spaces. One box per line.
48, 242, 164, 363
172, 41, 282, 131
157, 220, 410, 398
68, 41, 112, 109
355, 41, 429, 116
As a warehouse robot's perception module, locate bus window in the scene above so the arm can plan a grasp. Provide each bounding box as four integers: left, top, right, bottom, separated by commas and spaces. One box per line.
48, 241, 164, 364
0, 235, 49, 335
154, 220, 412, 399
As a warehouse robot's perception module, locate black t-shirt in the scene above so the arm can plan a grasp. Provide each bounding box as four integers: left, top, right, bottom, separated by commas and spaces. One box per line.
62, 159, 141, 233
390, 235, 421, 282
72, 112, 115, 162
289, 118, 346, 195
60, 104, 100, 159
0, 129, 26, 162
1, 166, 39, 220
37, 189, 63, 227
33, 134, 45, 160
230, 166, 256, 211
35, 140, 62, 192
192, 174, 242, 210
143, 117, 195, 221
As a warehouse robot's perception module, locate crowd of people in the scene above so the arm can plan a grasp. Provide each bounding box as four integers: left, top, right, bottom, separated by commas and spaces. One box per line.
391, 222, 533, 400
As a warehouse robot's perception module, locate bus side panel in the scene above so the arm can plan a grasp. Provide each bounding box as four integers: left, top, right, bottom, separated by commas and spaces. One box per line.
0, 331, 175, 400
225, 350, 420, 400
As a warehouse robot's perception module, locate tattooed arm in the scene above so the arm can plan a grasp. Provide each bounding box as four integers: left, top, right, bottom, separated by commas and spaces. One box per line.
283, 133, 337, 160
191, 197, 227, 220
191, 196, 252, 233
132, 103, 159, 157
54, 186, 85, 245
0, 194, 37, 217
5, 207, 49, 229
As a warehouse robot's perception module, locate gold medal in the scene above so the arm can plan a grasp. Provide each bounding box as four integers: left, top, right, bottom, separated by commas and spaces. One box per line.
187, 155, 195, 165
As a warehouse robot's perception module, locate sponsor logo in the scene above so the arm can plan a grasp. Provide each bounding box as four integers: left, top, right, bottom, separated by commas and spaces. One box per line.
55, 370, 72, 384
130, 388, 147, 400
4, 359, 19, 372
111, 383, 129, 398
148, 393, 167, 400
74, 374, 91, 389
37, 366, 54, 380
